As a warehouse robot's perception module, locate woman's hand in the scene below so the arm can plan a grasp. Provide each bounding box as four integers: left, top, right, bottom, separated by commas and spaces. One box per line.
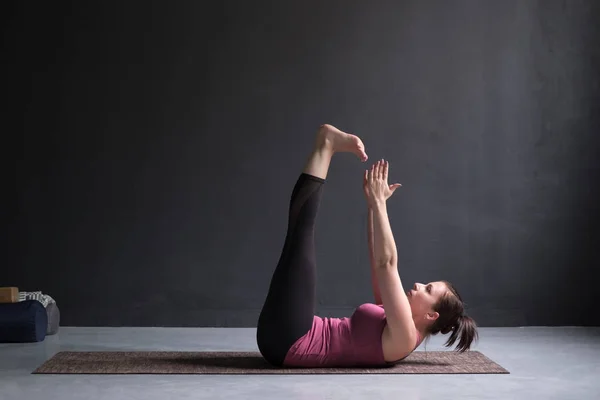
364, 159, 402, 207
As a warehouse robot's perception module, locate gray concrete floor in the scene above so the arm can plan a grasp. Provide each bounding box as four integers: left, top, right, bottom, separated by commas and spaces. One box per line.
1, 326, 599, 400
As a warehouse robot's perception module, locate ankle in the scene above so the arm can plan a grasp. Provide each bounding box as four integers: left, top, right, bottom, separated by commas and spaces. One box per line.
313, 135, 335, 154
314, 128, 335, 152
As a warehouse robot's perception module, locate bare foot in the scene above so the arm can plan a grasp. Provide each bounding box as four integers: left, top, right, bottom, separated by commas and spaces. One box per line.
316, 124, 368, 162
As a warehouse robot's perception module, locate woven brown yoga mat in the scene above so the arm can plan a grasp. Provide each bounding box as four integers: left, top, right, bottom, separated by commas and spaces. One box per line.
33, 351, 508, 374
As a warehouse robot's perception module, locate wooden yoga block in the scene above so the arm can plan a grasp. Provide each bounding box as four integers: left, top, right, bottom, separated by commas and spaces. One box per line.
0, 287, 19, 303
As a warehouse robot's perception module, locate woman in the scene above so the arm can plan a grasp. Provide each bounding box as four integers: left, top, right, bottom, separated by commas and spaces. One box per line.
256, 124, 478, 368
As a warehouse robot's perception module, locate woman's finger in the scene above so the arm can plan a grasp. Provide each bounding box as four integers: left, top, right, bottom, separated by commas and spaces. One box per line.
383, 160, 389, 181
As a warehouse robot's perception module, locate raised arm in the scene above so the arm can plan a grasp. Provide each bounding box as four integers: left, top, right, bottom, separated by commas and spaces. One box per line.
367, 207, 382, 304
363, 160, 402, 268
365, 160, 416, 355
370, 200, 398, 267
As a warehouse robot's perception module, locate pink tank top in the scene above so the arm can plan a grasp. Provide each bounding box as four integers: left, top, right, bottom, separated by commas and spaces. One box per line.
282, 303, 421, 367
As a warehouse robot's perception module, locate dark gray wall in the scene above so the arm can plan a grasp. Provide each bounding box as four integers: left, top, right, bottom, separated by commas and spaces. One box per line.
4, 0, 599, 327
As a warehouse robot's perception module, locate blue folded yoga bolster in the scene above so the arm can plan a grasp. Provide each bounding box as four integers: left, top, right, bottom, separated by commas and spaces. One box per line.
0, 300, 48, 342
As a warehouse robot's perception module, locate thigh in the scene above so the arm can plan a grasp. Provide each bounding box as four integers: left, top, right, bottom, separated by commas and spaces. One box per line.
256, 251, 316, 365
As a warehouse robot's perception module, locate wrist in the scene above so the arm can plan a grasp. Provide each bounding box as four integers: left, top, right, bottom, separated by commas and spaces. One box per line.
370, 199, 386, 210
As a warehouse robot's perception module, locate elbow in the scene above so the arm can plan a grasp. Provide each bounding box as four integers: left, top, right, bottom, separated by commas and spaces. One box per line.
376, 257, 397, 269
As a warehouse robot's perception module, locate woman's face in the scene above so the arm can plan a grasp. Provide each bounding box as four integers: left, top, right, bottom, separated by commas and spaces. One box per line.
407, 281, 447, 322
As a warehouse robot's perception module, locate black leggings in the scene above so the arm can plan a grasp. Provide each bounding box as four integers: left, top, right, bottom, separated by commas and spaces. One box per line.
256, 173, 324, 366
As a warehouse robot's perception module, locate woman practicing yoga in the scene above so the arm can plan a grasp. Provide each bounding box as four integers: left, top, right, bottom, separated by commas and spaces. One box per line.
256, 124, 478, 367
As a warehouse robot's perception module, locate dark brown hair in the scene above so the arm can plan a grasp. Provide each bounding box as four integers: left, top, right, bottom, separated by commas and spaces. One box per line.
427, 280, 478, 352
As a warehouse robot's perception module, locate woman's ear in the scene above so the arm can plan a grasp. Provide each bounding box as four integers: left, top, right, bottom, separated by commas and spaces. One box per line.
426, 311, 439, 322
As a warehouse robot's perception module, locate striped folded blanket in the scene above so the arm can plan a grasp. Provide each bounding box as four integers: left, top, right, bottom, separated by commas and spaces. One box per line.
18, 291, 56, 308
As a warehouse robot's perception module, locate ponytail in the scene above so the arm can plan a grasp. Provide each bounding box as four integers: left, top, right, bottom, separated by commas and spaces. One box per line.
444, 314, 479, 352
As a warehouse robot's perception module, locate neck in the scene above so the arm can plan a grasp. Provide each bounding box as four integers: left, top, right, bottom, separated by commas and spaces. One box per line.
413, 316, 429, 340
